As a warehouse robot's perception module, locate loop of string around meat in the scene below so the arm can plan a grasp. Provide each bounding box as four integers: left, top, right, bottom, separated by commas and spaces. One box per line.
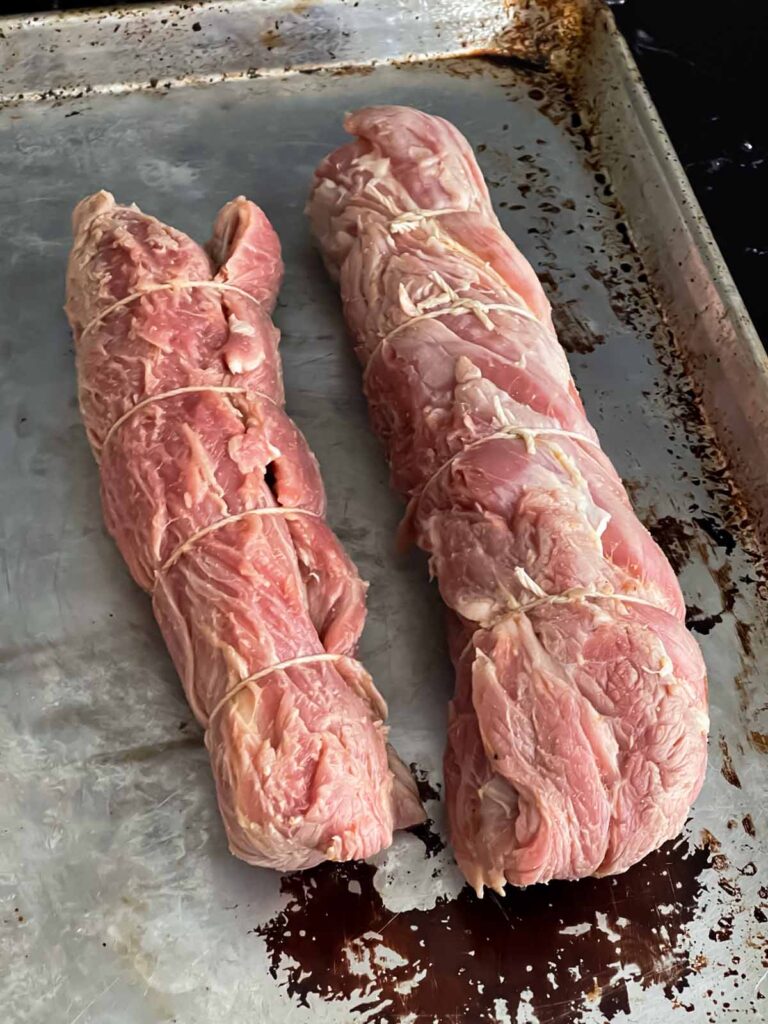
156, 504, 321, 581
355, 198, 552, 381
160, 516, 361, 735
456, 570, 668, 666
81, 280, 360, 734
77, 280, 263, 347
204, 652, 358, 732
362, 269, 544, 386
98, 384, 277, 457
386, 206, 667, 630
408, 393, 666, 629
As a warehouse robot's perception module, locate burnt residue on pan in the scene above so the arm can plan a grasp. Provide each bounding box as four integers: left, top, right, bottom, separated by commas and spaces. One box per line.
410, 763, 441, 802
494, 0, 597, 80
719, 736, 743, 789
684, 561, 738, 636
649, 329, 768, 601
644, 505, 760, 663
647, 515, 697, 576
550, 299, 605, 354
257, 839, 711, 1023
407, 764, 447, 857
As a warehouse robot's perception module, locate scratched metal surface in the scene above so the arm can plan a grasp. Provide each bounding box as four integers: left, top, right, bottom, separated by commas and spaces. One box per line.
0, 5, 767, 1024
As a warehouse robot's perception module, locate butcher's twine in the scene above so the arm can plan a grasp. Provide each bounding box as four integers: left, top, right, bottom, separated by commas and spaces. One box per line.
155, 506, 320, 578
363, 297, 544, 382
77, 280, 263, 347
455, 585, 669, 666
204, 652, 357, 730
412, 422, 602, 517
97, 384, 277, 456
388, 207, 468, 232
417, 417, 666, 656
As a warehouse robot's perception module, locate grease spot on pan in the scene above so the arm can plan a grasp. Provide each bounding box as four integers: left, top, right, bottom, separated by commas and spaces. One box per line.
719, 736, 743, 789
647, 515, 696, 575
410, 762, 440, 802
257, 839, 710, 1022
550, 299, 605, 354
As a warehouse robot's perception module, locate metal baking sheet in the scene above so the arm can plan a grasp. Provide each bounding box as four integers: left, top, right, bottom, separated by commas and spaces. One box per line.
1, 3, 766, 1022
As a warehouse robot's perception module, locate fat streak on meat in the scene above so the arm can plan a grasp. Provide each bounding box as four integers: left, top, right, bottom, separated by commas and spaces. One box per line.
66, 191, 423, 871
309, 106, 709, 892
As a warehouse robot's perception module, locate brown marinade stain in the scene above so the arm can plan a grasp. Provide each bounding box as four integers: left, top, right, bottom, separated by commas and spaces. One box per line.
718, 878, 741, 899
694, 514, 737, 555
550, 299, 605, 353
736, 619, 754, 658
710, 562, 737, 615
647, 515, 695, 576
645, 514, 747, 643
260, 28, 283, 49
257, 839, 710, 1023
711, 853, 729, 872
405, 767, 446, 856
749, 731, 768, 755
410, 763, 440, 802
408, 819, 446, 858
700, 829, 720, 852
685, 604, 724, 636
709, 914, 735, 943
719, 736, 743, 789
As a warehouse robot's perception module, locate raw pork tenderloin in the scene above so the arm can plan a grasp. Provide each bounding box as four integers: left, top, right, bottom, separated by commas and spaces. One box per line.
309, 106, 709, 891
66, 191, 423, 871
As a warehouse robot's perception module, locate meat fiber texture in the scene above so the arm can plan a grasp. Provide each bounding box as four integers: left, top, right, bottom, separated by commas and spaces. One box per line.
65, 191, 423, 871
309, 106, 709, 892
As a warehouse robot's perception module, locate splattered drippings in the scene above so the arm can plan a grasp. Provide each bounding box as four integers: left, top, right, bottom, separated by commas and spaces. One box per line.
257, 839, 710, 1023
647, 515, 696, 576
409, 763, 441, 802
551, 299, 605, 354
719, 735, 743, 789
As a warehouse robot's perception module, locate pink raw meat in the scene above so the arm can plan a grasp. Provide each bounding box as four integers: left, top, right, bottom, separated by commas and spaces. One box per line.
309, 106, 709, 892
66, 190, 423, 871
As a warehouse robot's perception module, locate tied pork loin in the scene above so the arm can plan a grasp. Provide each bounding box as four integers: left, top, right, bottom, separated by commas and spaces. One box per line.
309, 106, 709, 891
66, 191, 423, 871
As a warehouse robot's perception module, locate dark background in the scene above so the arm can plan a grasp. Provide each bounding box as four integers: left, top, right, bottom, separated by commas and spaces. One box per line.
610, 0, 767, 342
5, 0, 767, 341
